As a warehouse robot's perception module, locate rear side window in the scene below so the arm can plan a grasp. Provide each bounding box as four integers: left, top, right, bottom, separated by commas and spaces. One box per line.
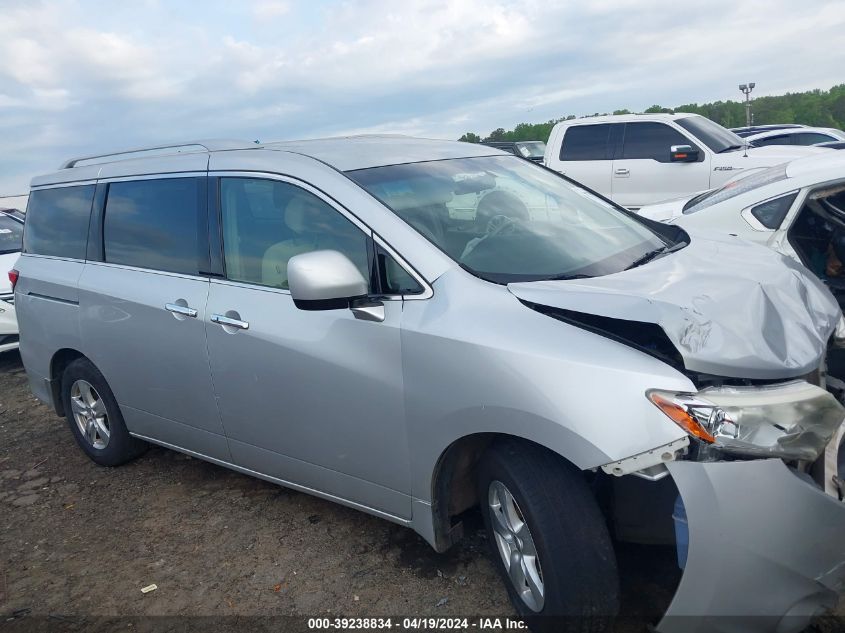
560, 124, 613, 161
622, 122, 694, 162
752, 135, 788, 147
750, 192, 798, 229
104, 178, 204, 275
24, 185, 95, 258
792, 133, 836, 146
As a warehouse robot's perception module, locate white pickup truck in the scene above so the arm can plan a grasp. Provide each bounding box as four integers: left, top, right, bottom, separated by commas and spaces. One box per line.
543, 113, 829, 208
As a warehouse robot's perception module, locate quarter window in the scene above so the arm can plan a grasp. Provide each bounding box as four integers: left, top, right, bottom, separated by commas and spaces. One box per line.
219, 178, 370, 291
750, 192, 798, 229
560, 124, 614, 161
104, 178, 205, 275
24, 185, 95, 259
621, 122, 695, 162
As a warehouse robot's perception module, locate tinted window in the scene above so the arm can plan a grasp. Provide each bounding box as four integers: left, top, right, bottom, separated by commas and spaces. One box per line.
752, 135, 789, 147
792, 133, 836, 146
622, 122, 693, 162
220, 178, 369, 290
750, 192, 798, 229
104, 178, 204, 274
24, 185, 94, 258
560, 124, 613, 161
0, 215, 23, 255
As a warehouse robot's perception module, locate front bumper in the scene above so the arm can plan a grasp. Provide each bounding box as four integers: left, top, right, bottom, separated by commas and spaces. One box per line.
0, 292, 18, 352
658, 458, 845, 633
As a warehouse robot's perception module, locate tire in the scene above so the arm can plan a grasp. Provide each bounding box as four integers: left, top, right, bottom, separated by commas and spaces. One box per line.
61, 358, 147, 466
477, 439, 619, 633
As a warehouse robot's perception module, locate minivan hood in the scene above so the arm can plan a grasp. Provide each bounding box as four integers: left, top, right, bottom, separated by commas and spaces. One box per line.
507, 233, 841, 380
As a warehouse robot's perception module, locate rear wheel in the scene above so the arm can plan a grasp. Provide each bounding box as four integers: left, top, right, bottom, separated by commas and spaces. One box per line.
62, 358, 147, 466
477, 440, 619, 633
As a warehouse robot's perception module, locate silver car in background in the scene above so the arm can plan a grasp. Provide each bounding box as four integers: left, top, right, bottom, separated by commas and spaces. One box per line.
12, 137, 845, 633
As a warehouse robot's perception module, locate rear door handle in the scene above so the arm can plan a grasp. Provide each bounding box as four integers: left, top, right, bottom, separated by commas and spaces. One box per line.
165, 303, 198, 318
614, 168, 630, 176
211, 313, 249, 330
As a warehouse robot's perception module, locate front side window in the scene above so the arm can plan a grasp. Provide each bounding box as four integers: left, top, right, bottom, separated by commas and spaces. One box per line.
621, 122, 695, 162
560, 124, 613, 161
348, 155, 669, 284
0, 215, 23, 255
104, 178, 204, 274
220, 178, 370, 290
24, 185, 95, 259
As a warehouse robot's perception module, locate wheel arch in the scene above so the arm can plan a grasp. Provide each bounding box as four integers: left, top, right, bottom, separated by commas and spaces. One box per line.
49, 348, 89, 416
426, 432, 597, 552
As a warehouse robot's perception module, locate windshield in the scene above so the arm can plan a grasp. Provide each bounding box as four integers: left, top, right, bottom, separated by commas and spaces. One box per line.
515, 141, 546, 159
676, 115, 745, 153
683, 164, 790, 214
348, 156, 668, 284
0, 214, 23, 254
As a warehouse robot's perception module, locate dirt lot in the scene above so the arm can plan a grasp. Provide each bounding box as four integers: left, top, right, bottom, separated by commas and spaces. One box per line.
0, 350, 841, 633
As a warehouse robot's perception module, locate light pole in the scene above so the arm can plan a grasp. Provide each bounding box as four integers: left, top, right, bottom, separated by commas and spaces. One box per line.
739, 82, 755, 129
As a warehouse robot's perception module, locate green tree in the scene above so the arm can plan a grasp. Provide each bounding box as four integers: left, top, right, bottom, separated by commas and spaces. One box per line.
458, 132, 481, 143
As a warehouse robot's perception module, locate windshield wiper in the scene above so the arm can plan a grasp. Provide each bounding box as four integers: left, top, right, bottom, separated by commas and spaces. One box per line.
625, 242, 685, 270
543, 273, 593, 281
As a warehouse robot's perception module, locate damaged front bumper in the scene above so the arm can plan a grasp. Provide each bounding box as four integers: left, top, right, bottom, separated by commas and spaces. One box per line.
657, 458, 845, 633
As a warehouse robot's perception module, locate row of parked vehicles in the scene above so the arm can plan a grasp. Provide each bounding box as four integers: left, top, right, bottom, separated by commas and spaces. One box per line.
6, 114, 845, 633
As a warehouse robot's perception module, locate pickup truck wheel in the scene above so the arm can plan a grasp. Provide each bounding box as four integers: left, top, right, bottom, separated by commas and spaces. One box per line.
478, 440, 619, 633
61, 358, 147, 466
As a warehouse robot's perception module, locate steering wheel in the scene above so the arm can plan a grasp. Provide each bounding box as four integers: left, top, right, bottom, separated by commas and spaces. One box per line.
485, 214, 518, 237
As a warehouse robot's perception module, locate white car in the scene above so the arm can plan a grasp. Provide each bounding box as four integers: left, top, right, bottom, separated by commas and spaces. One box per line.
637, 152, 845, 304
543, 113, 830, 209
0, 209, 23, 352
746, 126, 845, 148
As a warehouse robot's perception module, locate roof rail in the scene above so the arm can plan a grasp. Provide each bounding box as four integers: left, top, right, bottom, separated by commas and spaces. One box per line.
60, 139, 254, 169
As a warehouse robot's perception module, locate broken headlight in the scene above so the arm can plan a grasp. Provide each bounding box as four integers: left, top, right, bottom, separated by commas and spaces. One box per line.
648, 381, 845, 461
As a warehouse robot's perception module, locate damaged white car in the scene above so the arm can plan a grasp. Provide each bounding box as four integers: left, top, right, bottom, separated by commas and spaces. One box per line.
15, 138, 845, 633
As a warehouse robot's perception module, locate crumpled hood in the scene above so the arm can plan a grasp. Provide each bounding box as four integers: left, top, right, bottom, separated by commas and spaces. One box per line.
507, 233, 841, 380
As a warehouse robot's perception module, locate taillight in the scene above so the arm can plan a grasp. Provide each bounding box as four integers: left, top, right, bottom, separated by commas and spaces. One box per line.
8, 269, 19, 291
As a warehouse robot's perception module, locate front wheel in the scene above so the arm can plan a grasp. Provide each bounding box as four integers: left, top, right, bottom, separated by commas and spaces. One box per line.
477, 440, 619, 633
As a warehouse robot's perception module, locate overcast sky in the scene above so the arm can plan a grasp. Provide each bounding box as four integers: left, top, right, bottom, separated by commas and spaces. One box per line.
1, 0, 844, 199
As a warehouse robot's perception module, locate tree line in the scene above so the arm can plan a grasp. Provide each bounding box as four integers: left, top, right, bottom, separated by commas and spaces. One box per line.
458, 84, 845, 143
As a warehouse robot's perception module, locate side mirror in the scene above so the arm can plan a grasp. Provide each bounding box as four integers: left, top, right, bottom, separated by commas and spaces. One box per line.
287, 250, 368, 310
670, 144, 699, 162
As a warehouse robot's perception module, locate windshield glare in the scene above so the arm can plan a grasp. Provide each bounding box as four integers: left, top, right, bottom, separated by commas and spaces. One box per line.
684, 164, 789, 214
676, 115, 745, 153
0, 214, 23, 254
348, 156, 667, 284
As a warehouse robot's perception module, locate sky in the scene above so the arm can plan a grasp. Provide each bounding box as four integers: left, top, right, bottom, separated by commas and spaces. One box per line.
1, 0, 844, 200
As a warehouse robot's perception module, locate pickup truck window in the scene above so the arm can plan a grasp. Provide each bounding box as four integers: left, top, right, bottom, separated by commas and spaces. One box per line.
676, 115, 744, 153
560, 124, 614, 161
621, 122, 694, 162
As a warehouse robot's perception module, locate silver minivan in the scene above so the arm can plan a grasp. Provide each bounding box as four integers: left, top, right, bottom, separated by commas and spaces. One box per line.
12, 137, 845, 633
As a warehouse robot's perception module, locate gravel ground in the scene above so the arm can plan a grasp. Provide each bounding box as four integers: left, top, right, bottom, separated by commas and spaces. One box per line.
0, 350, 841, 633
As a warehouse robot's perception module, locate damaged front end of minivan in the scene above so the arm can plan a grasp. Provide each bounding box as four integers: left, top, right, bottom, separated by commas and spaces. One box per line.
508, 233, 845, 633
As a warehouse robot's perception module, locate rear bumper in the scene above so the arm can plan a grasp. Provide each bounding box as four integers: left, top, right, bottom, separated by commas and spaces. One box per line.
658, 458, 845, 633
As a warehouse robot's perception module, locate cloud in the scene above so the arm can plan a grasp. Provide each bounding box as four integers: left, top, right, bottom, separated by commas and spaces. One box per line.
0, 0, 843, 195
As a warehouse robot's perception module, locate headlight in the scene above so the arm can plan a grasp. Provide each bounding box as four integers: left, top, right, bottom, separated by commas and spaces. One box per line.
648, 381, 845, 461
